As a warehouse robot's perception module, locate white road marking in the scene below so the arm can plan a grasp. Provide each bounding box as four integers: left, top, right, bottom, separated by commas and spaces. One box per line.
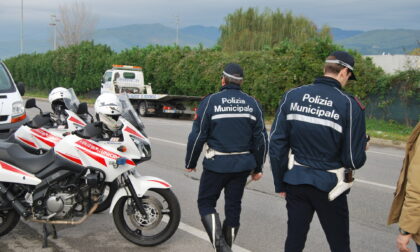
366, 150, 404, 158
178, 222, 251, 252
146, 123, 191, 126
150, 137, 187, 147
150, 137, 399, 191
355, 179, 396, 190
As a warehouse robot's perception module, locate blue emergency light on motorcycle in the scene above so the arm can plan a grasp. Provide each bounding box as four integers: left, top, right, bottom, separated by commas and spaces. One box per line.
116, 157, 127, 165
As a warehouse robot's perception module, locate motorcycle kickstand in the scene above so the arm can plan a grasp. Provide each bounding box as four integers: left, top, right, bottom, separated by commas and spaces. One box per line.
42, 223, 58, 248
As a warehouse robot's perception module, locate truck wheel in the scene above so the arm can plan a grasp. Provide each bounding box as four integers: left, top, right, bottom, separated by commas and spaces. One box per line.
139, 102, 147, 117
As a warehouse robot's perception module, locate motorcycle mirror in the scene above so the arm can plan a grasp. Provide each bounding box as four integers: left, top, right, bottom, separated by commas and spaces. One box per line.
25, 98, 36, 109
77, 102, 88, 114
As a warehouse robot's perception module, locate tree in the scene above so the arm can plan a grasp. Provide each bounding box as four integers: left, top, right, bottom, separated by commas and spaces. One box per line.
409, 48, 420, 55
57, 1, 97, 47
218, 8, 331, 52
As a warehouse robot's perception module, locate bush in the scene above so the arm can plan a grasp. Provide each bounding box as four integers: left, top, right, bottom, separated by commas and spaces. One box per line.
5, 39, 401, 116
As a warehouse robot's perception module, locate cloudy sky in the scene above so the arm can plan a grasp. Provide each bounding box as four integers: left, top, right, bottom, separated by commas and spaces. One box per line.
0, 0, 419, 40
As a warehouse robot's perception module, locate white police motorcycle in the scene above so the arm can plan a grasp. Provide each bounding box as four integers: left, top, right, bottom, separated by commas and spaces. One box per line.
0, 93, 180, 247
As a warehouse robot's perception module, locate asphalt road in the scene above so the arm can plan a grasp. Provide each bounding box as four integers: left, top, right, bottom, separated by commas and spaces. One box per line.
0, 99, 416, 252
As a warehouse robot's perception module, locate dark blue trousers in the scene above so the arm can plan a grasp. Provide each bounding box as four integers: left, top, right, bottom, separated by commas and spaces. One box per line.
417, 243, 420, 252
197, 169, 249, 227
285, 184, 350, 252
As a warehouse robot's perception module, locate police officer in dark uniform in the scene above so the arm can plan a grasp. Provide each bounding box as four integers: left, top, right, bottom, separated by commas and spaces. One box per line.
185, 63, 268, 252
269, 51, 369, 252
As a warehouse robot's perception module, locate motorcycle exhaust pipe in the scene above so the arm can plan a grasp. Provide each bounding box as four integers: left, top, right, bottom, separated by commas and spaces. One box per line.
30, 200, 99, 225
0, 182, 29, 217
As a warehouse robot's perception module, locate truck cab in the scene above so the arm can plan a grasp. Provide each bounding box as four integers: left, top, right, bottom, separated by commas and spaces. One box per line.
101, 65, 150, 95
0, 61, 27, 137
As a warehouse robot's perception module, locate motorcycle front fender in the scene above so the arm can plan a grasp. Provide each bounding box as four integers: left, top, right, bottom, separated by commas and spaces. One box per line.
109, 173, 172, 213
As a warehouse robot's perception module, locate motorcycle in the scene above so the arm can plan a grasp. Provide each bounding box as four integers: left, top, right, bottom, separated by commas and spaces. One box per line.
0, 94, 181, 247
11, 92, 115, 213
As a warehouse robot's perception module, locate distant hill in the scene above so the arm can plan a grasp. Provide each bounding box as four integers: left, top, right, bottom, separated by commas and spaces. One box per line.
330, 27, 364, 41
0, 40, 50, 60
336, 29, 420, 54
93, 24, 220, 52
1, 24, 420, 59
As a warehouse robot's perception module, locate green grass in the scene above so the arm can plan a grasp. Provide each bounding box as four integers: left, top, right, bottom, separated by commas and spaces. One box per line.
24, 90, 48, 99
366, 118, 413, 142
266, 116, 413, 142
24, 90, 96, 104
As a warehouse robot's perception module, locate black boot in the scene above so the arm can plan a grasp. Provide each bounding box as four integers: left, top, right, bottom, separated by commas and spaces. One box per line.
201, 213, 232, 252
222, 221, 239, 248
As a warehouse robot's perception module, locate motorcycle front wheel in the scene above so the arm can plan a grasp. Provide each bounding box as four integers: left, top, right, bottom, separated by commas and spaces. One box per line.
113, 188, 181, 246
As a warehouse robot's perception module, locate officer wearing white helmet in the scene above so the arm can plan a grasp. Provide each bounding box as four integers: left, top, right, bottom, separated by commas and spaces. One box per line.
48, 87, 79, 114
94, 92, 123, 138
48, 87, 80, 125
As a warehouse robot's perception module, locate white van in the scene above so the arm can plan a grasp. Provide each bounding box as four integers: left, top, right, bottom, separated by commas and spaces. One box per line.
0, 61, 27, 137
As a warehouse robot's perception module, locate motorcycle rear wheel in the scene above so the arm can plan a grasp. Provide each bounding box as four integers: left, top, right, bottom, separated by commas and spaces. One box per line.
113, 188, 180, 246
0, 208, 20, 236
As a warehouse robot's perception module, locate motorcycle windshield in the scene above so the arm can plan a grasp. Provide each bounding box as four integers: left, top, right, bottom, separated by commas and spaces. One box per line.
63, 88, 80, 113
117, 93, 145, 131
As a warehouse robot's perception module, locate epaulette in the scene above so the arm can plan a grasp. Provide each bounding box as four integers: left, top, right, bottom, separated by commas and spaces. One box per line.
351, 95, 365, 110
200, 93, 212, 101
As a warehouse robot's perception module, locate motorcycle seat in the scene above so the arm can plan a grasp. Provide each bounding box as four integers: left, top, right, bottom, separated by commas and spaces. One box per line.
0, 142, 55, 174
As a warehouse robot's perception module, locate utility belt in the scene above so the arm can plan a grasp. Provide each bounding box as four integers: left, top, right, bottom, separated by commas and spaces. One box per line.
205, 146, 250, 159
288, 154, 354, 201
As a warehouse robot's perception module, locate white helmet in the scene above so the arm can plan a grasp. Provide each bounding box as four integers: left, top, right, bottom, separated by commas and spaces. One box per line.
94, 93, 122, 131
48, 87, 80, 113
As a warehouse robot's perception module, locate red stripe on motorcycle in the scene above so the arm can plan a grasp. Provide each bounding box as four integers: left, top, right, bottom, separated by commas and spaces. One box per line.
77, 147, 107, 166
31, 128, 61, 142
17, 137, 37, 148
76, 139, 120, 159
69, 116, 86, 126
0, 161, 32, 177
33, 135, 55, 147
56, 151, 83, 165
124, 126, 144, 139
147, 180, 170, 188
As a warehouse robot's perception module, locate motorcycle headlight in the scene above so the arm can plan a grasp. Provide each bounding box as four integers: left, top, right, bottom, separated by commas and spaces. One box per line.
130, 136, 151, 160
12, 101, 24, 116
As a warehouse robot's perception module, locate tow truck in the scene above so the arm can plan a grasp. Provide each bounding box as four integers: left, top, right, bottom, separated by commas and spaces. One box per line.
100, 65, 200, 117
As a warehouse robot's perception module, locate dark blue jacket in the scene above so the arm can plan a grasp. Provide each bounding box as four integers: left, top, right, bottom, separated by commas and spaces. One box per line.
185, 84, 268, 173
269, 77, 367, 193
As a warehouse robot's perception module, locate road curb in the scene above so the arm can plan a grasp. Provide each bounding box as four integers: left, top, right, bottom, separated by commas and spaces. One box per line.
370, 137, 406, 149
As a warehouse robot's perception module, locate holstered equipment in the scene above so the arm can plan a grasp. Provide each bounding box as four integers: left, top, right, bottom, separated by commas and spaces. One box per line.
201, 213, 232, 252
222, 221, 239, 248
288, 154, 354, 201
327, 168, 354, 201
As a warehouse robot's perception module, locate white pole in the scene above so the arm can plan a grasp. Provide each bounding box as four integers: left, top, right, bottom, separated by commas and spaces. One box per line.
53, 21, 57, 50
176, 16, 179, 46
20, 0, 23, 54
50, 15, 59, 50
